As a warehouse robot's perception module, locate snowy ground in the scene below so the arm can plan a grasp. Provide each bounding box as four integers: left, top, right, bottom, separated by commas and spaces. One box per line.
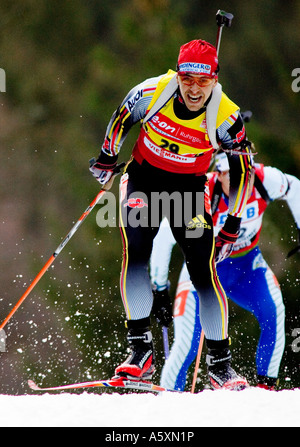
0, 387, 299, 428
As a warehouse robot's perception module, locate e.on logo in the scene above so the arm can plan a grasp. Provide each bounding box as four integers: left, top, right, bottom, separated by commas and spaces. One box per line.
0, 69, 6, 92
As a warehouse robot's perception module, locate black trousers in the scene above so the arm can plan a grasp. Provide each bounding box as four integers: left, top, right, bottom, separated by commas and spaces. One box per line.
119, 159, 228, 341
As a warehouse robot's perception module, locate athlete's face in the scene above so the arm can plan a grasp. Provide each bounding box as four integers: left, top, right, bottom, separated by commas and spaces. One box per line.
218, 171, 230, 196
177, 73, 217, 112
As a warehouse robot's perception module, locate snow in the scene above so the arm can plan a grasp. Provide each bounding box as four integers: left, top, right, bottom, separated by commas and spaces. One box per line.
0, 387, 299, 427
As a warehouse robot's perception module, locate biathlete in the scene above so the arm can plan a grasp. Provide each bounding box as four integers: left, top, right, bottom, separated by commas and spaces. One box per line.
150, 152, 300, 390
90, 39, 254, 390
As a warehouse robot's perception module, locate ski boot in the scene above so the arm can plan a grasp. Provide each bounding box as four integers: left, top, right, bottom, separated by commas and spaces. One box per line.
115, 319, 155, 381
256, 375, 278, 391
206, 338, 249, 391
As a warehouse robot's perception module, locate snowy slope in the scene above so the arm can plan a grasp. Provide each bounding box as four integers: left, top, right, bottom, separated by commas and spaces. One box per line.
0, 387, 299, 427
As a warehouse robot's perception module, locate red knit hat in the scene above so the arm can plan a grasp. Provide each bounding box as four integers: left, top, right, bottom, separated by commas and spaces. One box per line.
177, 39, 219, 78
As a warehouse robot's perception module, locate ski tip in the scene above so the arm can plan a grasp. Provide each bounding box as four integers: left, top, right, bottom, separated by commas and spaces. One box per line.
28, 379, 41, 391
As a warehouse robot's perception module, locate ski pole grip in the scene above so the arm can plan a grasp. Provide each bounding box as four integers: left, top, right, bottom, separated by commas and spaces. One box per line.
216, 10, 234, 27
101, 161, 126, 191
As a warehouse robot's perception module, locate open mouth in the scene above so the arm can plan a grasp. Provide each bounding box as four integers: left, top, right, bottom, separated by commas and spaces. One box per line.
187, 94, 203, 103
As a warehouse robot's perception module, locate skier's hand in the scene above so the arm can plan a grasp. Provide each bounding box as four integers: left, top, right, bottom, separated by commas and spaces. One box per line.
287, 228, 300, 258
215, 215, 241, 264
89, 157, 117, 186
89, 153, 125, 190
152, 287, 173, 327
215, 237, 234, 264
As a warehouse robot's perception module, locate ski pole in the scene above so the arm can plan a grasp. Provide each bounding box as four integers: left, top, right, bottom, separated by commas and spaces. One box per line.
215, 10, 234, 56
191, 330, 205, 393
0, 162, 125, 331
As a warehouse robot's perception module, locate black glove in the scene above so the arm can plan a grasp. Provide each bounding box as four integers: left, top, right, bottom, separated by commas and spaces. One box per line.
151, 288, 173, 327
287, 228, 300, 258
215, 215, 241, 264
89, 152, 118, 185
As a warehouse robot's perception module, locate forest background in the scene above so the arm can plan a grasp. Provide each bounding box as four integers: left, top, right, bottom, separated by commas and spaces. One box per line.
0, 0, 299, 394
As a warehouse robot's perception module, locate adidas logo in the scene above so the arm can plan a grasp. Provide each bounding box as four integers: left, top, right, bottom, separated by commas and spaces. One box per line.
186, 214, 212, 230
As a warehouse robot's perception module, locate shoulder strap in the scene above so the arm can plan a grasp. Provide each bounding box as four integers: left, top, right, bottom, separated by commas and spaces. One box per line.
143, 74, 178, 124
211, 178, 224, 216
206, 83, 222, 150
254, 174, 271, 204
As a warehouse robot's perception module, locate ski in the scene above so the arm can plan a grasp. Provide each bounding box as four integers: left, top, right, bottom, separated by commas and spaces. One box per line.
27, 376, 174, 393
